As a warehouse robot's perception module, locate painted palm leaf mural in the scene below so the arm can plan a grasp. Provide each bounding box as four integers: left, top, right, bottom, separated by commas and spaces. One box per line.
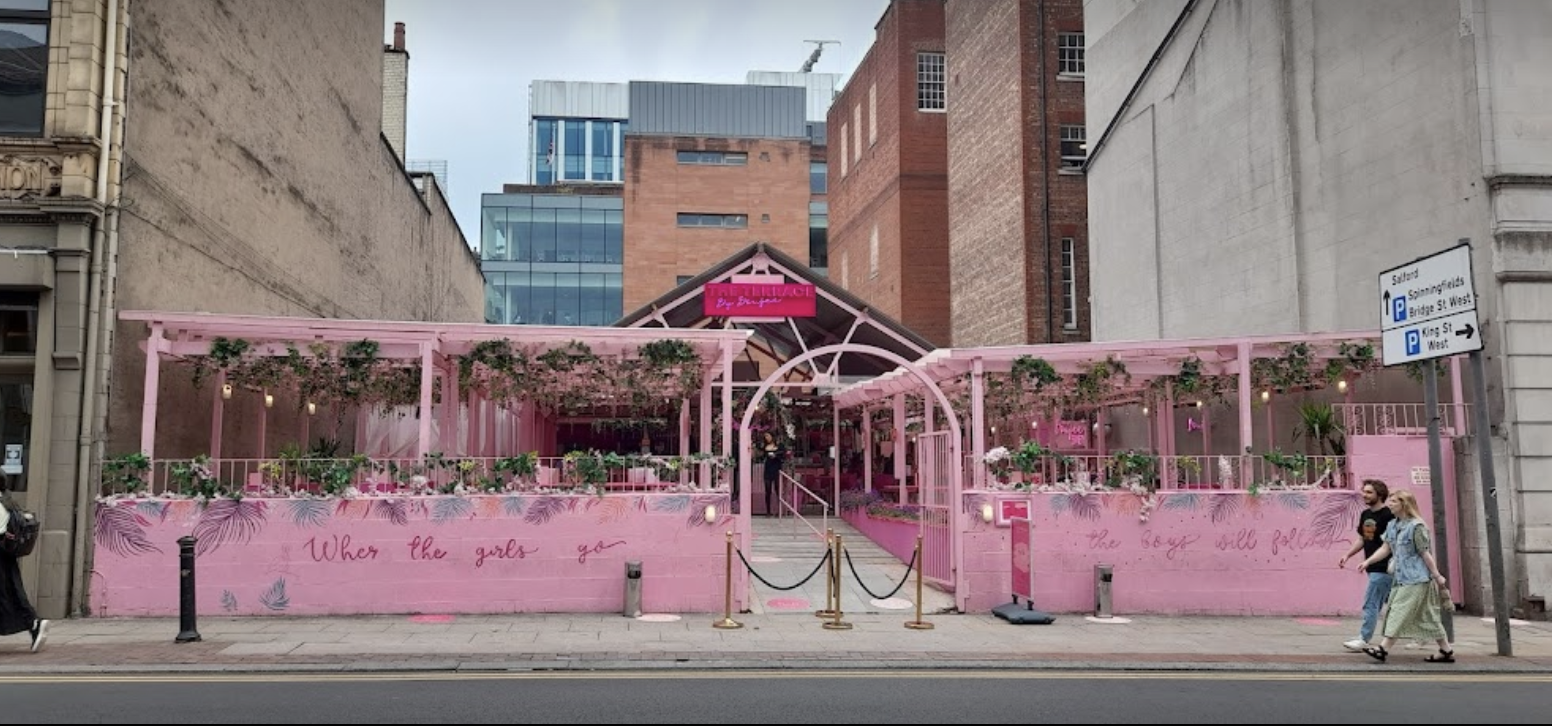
192, 499, 268, 555
94, 503, 162, 557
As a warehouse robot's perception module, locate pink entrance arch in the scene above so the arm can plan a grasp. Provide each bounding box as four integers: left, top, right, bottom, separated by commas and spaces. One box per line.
735, 343, 964, 611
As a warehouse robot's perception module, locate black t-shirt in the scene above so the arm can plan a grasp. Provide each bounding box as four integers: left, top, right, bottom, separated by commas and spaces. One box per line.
1358, 507, 1395, 574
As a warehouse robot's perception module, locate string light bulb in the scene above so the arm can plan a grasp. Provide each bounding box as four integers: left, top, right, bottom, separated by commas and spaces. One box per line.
1195, 400, 1204, 409
1337, 379, 1349, 393
1260, 390, 1271, 403
263, 392, 274, 408
221, 383, 233, 400
307, 401, 317, 416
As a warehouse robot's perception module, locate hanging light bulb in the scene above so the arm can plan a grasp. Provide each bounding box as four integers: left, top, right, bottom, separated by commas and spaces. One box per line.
1260, 390, 1271, 403
221, 383, 233, 400
264, 392, 274, 408
1337, 379, 1349, 393
1141, 405, 1150, 416
1195, 400, 1204, 408
307, 401, 317, 416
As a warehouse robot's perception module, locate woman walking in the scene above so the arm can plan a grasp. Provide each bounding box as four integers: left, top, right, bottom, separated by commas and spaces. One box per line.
1357, 489, 1453, 663
0, 497, 48, 653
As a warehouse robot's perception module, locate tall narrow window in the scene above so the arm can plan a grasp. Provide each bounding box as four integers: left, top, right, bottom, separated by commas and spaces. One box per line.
0, 1, 48, 137
916, 52, 945, 111
1061, 238, 1078, 330
841, 251, 850, 290
868, 224, 879, 279
841, 124, 849, 176
1057, 33, 1085, 77
1060, 125, 1087, 171
852, 105, 862, 163
868, 84, 877, 145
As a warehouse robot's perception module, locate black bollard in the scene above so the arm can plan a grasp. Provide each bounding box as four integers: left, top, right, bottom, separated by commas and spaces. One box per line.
175, 535, 201, 643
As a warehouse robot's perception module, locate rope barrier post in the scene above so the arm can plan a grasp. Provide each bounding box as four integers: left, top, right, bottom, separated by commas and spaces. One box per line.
712, 530, 743, 630
904, 534, 934, 630
815, 528, 837, 618
823, 533, 853, 630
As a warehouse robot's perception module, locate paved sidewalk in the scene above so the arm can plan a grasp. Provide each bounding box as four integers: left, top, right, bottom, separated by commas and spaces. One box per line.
2, 610, 1548, 675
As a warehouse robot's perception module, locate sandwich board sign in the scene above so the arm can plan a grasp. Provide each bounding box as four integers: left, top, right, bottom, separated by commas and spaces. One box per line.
1378, 244, 1482, 366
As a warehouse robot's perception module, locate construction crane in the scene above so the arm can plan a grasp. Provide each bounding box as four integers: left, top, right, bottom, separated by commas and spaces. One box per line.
800, 40, 840, 73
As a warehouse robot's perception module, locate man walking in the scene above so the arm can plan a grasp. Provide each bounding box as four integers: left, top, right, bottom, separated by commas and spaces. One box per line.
1338, 479, 1394, 651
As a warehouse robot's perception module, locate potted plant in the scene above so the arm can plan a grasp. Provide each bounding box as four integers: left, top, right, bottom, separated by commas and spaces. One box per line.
1294, 402, 1346, 456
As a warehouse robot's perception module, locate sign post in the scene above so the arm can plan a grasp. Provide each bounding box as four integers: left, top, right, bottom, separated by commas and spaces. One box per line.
1378, 240, 1510, 656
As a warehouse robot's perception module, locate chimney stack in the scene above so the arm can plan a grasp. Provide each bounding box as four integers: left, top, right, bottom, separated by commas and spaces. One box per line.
393, 22, 405, 51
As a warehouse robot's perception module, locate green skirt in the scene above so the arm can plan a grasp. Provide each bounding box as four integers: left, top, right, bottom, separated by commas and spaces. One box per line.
1382, 581, 1446, 641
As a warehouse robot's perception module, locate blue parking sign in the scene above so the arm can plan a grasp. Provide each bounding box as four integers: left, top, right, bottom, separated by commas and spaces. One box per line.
1405, 329, 1421, 357
1392, 295, 1408, 323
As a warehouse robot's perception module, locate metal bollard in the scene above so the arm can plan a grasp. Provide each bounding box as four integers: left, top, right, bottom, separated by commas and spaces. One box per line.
623, 560, 643, 618
176, 536, 202, 643
1094, 563, 1114, 619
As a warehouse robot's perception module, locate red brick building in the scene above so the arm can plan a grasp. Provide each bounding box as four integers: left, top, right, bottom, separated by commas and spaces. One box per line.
621, 82, 821, 312
946, 0, 1088, 346
825, 0, 1089, 348
824, 0, 952, 347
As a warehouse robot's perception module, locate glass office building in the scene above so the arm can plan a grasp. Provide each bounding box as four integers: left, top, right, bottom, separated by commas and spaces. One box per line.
531, 118, 627, 185
482, 190, 624, 326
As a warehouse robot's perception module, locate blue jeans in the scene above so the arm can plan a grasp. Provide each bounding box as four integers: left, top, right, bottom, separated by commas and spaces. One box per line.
1360, 572, 1394, 642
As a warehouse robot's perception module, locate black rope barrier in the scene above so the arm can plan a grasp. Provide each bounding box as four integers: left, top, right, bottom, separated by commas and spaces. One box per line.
736, 547, 832, 592
842, 545, 919, 601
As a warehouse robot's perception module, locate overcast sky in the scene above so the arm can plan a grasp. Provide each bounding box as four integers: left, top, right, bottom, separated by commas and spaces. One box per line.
384, 0, 888, 244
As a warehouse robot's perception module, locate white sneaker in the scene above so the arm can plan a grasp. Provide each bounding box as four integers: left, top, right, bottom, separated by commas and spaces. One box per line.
29, 619, 48, 653
1343, 638, 1367, 652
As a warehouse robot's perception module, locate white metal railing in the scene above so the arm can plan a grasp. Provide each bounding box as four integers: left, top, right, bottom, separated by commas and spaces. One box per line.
778, 471, 830, 540
1335, 403, 1469, 438
971, 453, 1351, 492
98, 455, 730, 498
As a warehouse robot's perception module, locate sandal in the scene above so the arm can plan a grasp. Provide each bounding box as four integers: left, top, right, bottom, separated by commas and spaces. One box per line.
1425, 649, 1455, 663
1363, 645, 1388, 662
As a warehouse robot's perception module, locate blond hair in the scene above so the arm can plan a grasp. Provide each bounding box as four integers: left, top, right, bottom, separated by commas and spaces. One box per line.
1389, 489, 1424, 520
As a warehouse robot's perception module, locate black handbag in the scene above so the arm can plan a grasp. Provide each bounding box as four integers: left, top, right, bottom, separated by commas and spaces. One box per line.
1, 501, 39, 558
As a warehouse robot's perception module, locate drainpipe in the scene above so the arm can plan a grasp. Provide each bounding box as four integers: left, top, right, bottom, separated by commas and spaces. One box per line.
1038, 0, 1054, 343
71, 0, 122, 616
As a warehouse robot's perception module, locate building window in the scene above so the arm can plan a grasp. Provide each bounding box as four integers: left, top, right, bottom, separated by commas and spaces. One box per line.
677, 213, 748, 229
840, 251, 849, 289
840, 124, 849, 177
676, 150, 748, 166
917, 52, 946, 112
0, 291, 39, 354
534, 119, 558, 185
676, 275, 694, 286
810, 161, 827, 194
809, 202, 828, 270
1061, 238, 1078, 330
562, 119, 587, 181
852, 105, 861, 163
1058, 33, 1085, 77
0, 1, 50, 137
868, 224, 879, 279
1060, 125, 1086, 171
868, 84, 877, 145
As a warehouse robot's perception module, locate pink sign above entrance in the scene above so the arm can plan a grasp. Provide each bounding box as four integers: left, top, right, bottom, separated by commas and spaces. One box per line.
703, 282, 817, 318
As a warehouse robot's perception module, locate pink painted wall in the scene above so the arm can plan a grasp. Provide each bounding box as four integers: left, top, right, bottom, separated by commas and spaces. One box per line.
953, 486, 1442, 616
841, 509, 918, 565
90, 493, 731, 617
1346, 435, 1463, 603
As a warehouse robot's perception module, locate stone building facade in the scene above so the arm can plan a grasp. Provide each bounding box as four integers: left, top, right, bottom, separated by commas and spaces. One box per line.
0, 0, 483, 618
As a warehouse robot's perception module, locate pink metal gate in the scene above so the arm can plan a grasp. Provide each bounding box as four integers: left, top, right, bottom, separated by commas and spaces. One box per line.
915, 430, 956, 588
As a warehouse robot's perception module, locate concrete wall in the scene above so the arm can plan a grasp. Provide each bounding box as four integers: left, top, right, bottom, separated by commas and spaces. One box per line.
1085, 0, 1552, 613
107, 0, 485, 460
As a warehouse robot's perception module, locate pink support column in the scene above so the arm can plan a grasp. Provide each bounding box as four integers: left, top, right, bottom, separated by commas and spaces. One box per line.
139, 325, 164, 457
698, 380, 713, 487
971, 358, 986, 490
300, 405, 311, 449
831, 400, 841, 507
862, 409, 873, 492
1096, 408, 1108, 457
1237, 342, 1254, 486
466, 389, 480, 456
484, 396, 497, 457
416, 342, 435, 458
355, 406, 368, 455
210, 371, 225, 460
679, 398, 690, 485
256, 398, 267, 459
892, 393, 906, 502
440, 363, 458, 455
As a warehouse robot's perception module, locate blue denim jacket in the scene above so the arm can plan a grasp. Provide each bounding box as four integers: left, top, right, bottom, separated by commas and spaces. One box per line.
1382, 518, 1433, 586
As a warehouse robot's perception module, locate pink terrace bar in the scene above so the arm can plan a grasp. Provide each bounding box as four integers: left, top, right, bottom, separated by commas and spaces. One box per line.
91, 493, 732, 616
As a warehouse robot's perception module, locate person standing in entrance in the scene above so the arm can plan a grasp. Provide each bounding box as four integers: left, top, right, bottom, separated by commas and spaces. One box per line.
0, 493, 48, 653
1358, 489, 1455, 663
761, 432, 784, 517
1338, 479, 1394, 652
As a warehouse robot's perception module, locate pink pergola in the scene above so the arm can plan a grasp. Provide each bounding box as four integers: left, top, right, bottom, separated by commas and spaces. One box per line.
833, 330, 1469, 489
122, 311, 752, 463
